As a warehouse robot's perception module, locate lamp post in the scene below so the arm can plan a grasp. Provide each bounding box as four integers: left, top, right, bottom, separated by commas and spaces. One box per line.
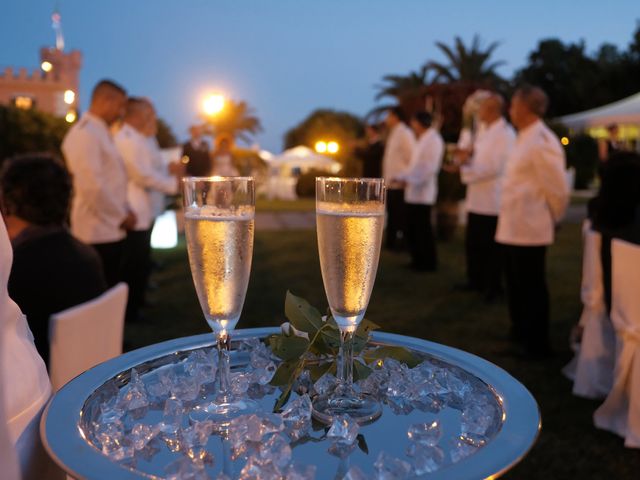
202, 94, 225, 117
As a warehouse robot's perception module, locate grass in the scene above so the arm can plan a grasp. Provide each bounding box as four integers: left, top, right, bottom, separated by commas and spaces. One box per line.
129, 223, 639, 479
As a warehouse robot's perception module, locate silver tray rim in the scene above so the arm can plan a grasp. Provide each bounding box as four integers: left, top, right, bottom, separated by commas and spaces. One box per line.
40, 328, 541, 480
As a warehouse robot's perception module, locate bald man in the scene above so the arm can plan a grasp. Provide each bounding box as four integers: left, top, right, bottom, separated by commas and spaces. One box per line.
497, 85, 569, 359
62, 79, 135, 287
458, 94, 515, 301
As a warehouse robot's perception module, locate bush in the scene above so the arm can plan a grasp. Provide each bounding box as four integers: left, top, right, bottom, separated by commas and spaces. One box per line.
566, 134, 599, 189
295, 169, 333, 198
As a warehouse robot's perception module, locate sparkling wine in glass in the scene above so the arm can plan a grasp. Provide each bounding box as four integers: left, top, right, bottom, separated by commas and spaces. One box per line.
313, 177, 385, 424
183, 176, 257, 422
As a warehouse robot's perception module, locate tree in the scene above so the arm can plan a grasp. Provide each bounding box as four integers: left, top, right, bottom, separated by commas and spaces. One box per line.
426, 35, 506, 86
155, 118, 178, 148
283, 109, 363, 154
374, 67, 431, 115
0, 105, 69, 163
203, 99, 262, 144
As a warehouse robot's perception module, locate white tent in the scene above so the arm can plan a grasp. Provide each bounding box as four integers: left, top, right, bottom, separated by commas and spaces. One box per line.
557, 92, 640, 130
271, 146, 341, 174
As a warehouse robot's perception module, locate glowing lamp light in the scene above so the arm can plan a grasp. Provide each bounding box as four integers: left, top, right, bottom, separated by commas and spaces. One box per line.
203, 94, 225, 116
327, 141, 339, 154
63, 89, 75, 105
315, 141, 327, 153
561, 136, 570, 146
65, 111, 77, 123
41, 61, 53, 72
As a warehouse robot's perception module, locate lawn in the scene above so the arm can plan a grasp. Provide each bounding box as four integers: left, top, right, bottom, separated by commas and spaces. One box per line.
129, 222, 639, 479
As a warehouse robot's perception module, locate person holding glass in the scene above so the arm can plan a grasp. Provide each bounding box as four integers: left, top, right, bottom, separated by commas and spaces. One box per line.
393, 112, 444, 272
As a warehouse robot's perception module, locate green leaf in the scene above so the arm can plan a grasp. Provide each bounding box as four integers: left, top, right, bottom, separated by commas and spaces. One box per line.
352, 359, 372, 381
308, 361, 336, 382
268, 335, 310, 361
363, 346, 421, 368
356, 434, 369, 455
285, 291, 325, 335
273, 388, 292, 412
352, 318, 379, 354
270, 359, 302, 387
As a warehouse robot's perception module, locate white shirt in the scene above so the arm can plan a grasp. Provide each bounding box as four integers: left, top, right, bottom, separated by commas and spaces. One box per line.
496, 120, 570, 246
115, 124, 178, 231
396, 128, 444, 205
147, 137, 172, 218
62, 112, 129, 244
461, 118, 516, 216
382, 122, 415, 186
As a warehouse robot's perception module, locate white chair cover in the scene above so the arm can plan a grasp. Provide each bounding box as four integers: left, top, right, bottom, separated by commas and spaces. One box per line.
594, 239, 640, 448
562, 223, 615, 398
49, 283, 128, 391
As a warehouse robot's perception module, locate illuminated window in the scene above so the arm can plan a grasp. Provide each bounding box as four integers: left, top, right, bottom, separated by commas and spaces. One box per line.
14, 96, 34, 110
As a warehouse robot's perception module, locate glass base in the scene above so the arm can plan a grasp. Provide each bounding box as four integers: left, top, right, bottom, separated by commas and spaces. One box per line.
312, 392, 382, 425
191, 396, 261, 430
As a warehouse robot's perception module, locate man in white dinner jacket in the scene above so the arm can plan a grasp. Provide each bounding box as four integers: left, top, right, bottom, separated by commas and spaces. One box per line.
394, 111, 444, 271
62, 79, 136, 287
115, 98, 181, 323
459, 94, 515, 301
496, 85, 570, 359
382, 106, 415, 251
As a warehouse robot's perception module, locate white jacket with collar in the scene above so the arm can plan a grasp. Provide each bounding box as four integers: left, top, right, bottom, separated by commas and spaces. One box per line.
496, 120, 569, 246
115, 124, 178, 231
396, 128, 444, 205
461, 118, 516, 216
62, 112, 129, 244
382, 122, 414, 186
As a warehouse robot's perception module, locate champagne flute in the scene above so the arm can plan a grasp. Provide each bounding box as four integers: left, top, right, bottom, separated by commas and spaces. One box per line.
183, 176, 257, 421
313, 177, 385, 424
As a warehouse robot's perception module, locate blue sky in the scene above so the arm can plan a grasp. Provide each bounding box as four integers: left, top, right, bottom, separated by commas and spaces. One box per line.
2, 1, 638, 151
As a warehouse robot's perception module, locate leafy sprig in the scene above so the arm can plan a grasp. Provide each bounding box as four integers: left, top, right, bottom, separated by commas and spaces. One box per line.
268, 291, 419, 411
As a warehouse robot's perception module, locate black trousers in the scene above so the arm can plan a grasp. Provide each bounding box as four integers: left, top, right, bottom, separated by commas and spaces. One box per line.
406, 203, 437, 271
466, 212, 502, 296
385, 188, 407, 249
91, 240, 125, 288
503, 244, 550, 354
123, 228, 153, 322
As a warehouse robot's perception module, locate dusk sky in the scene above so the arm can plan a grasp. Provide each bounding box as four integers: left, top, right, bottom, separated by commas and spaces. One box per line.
2, 1, 638, 152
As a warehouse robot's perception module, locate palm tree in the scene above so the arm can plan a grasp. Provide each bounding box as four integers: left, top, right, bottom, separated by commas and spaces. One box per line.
203, 99, 262, 144
425, 35, 505, 85
370, 66, 431, 120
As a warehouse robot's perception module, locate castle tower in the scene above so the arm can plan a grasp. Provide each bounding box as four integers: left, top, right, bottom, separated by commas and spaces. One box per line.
0, 8, 82, 120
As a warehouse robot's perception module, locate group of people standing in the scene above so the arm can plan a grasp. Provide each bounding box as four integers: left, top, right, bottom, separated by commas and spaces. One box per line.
357, 85, 570, 359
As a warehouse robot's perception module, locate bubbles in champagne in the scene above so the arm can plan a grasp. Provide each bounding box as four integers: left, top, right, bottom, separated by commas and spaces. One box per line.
316, 201, 384, 330
185, 206, 254, 334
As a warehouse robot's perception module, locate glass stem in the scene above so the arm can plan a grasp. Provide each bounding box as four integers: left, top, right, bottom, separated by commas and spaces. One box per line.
338, 328, 355, 392
217, 332, 231, 400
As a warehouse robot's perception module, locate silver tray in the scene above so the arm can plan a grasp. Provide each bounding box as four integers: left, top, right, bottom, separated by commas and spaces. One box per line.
40, 328, 540, 479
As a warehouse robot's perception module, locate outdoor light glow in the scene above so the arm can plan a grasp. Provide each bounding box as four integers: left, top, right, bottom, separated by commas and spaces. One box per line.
203, 94, 225, 116
327, 141, 339, 154
65, 111, 76, 123
63, 89, 75, 104
561, 136, 570, 146
315, 141, 327, 153
41, 61, 53, 72
14, 96, 33, 110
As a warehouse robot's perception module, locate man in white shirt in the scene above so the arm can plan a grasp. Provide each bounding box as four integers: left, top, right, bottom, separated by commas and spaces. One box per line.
382, 107, 414, 251
62, 80, 135, 287
496, 85, 570, 358
394, 112, 444, 271
115, 98, 181, 323
459, 94, 515, 301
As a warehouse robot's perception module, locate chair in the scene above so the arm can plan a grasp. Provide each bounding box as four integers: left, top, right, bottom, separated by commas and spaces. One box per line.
594, 239, 640, 448
49, 283, 128, 391
563, 222, 615, 399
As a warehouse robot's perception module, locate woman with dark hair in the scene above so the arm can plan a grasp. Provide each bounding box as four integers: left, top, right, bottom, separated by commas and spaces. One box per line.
589, 151, 640, 312
0, 154, 107, 366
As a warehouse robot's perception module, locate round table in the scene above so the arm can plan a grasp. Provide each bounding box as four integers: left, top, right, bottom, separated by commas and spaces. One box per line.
41, 328, 540, 479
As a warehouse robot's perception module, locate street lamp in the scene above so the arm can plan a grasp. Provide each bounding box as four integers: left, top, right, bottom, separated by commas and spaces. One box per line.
327, 141, 339, 154
41, 61, 53, 73
203, 94, 225, 116
63, 89, 75, 105
65, 111, 76, 123
315, 141, 327, 153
